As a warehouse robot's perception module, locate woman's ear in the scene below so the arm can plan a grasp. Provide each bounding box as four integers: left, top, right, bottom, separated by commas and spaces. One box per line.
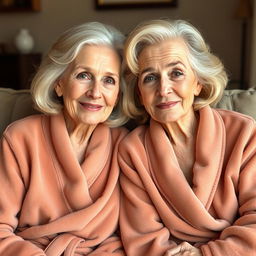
55, 80, 63, 97
194, 82, 203, 96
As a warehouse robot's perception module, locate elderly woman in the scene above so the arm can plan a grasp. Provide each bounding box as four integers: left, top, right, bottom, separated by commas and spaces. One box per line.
118, 19, 256, 256
0, 22, 128, 255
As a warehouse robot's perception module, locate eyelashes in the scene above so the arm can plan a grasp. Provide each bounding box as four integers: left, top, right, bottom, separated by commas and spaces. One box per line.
76, 72, 91, 80
142, 69, 184, 84
143, 74, 158, 83
76, 72, 116, 85
104, 77, 115, 85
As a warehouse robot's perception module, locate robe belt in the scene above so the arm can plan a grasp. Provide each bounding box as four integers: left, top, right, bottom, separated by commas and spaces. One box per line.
44, 233, 93, 256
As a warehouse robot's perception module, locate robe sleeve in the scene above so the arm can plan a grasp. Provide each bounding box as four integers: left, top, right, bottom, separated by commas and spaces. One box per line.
118, 140, 176, 256
0, 135, 46, 256
201, 127, 256, 256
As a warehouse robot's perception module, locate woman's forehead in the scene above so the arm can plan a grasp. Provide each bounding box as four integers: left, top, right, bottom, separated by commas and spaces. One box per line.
138, 39, 190, 69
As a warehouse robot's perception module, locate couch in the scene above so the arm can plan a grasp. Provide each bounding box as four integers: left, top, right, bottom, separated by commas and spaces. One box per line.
1, 87, 256, 135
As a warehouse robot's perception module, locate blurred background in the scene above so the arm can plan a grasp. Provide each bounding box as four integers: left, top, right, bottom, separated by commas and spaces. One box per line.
0, 0, 254, 90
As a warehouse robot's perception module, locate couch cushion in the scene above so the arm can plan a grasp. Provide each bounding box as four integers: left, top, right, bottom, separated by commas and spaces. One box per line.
1, 88, 256, 136
214, 89, 256, 120
0, 88, 39, 134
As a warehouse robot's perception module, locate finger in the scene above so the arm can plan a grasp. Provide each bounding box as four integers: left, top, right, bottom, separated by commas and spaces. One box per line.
165, 245, 182, 255
180, 241, 192, 250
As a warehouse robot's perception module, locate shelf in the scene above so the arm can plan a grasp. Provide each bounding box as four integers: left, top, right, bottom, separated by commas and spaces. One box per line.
0, 53, 42, 90
0, 0, 40, 12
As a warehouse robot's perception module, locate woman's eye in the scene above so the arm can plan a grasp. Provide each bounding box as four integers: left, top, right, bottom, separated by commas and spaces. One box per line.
172, 70, 184, 78
76, 72, 91, 80
104, 77, 115, 85
143, 74, 157, 83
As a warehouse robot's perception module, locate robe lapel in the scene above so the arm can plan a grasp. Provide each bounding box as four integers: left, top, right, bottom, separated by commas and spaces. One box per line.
48, 113, 92, 209
145, 106, 230, 232
47, 114, 111, 210
81, 124, 112, 187
193, 107, 226, 209
18, 114, 118, 239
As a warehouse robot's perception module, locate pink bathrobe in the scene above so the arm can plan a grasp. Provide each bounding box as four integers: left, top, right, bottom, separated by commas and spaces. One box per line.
0, 113, 127, 256
119, 106, 256, 256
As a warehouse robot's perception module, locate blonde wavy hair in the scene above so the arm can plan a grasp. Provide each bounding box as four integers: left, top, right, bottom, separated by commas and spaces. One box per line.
122, 19, 228, 123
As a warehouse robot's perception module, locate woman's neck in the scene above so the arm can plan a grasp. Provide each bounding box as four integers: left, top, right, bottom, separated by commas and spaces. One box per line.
162, 110, 199, 146
63, 111, 97, 164
162, 110, 199, 186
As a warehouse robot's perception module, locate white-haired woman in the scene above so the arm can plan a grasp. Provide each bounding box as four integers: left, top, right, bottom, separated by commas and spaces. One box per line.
0, 22, 128, 255
119, 19, 256, 256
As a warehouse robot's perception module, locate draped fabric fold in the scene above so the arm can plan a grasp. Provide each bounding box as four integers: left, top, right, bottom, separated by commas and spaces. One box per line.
119, 106, 256, 256
0, 113, 127, 255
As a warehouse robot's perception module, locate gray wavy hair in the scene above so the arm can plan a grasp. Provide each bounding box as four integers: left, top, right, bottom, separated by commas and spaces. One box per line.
31, 21, 128, 127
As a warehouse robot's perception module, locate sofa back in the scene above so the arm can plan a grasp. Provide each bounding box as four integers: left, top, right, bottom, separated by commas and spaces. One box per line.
1, 87, 256, 135
214, 89, 256, 119
0, 88, 38, 135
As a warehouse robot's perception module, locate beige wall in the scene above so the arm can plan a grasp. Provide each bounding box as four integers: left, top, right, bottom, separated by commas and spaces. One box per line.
0, 0, 246, 88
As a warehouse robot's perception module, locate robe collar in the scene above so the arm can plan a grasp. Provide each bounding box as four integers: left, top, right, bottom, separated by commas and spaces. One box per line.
44, 113, 112, 209
18, 113, 119, 241
50, 113, 111, 180
145, 106, 230, 231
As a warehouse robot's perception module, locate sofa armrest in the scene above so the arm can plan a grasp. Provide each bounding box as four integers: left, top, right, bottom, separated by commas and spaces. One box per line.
214, 89, 256, 120
0, 88, 39, 135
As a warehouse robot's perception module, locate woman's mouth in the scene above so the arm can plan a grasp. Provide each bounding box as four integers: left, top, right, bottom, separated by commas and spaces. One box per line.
79, 102, 103, 111
156, 101, 179, 109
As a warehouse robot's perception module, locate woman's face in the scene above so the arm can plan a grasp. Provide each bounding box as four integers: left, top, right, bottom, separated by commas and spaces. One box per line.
137, 38, 202, 125
55, 44, 121, 126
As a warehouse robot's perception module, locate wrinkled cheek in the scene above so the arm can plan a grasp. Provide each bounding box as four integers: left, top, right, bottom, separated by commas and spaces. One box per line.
69, 90, 81, 99
142, 96, 154, 113
106, 91, 119, 108
140, 93, 149, 107
182, 95, 195, 110
64, 100, 78, 121
104, 107, 115, 119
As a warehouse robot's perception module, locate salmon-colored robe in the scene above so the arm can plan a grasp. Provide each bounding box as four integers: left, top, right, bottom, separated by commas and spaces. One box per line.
0, 113, 127, 256
118, 106, 256, 256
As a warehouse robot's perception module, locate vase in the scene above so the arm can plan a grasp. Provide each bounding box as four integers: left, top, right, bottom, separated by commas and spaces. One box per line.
15, 29, 34, 54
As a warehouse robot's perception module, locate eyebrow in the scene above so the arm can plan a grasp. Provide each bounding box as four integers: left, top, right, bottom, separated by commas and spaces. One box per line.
74, 65, 119, 78
140, 61, 186, 75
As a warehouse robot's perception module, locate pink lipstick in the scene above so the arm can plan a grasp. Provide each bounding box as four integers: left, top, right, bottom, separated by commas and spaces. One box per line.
80, 102, 103, 111
156, 101, 179, 109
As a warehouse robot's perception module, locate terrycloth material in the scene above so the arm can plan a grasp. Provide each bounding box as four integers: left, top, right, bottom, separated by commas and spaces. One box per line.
119, 106, 256, 256
0, 113, 127, 256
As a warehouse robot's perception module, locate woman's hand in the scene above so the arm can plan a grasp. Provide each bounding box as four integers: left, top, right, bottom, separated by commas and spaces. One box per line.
165, 242, 202, 256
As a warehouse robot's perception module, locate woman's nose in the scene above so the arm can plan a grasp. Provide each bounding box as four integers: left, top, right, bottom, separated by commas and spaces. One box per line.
159, 77, 172, 97
86, 82, 101, 99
